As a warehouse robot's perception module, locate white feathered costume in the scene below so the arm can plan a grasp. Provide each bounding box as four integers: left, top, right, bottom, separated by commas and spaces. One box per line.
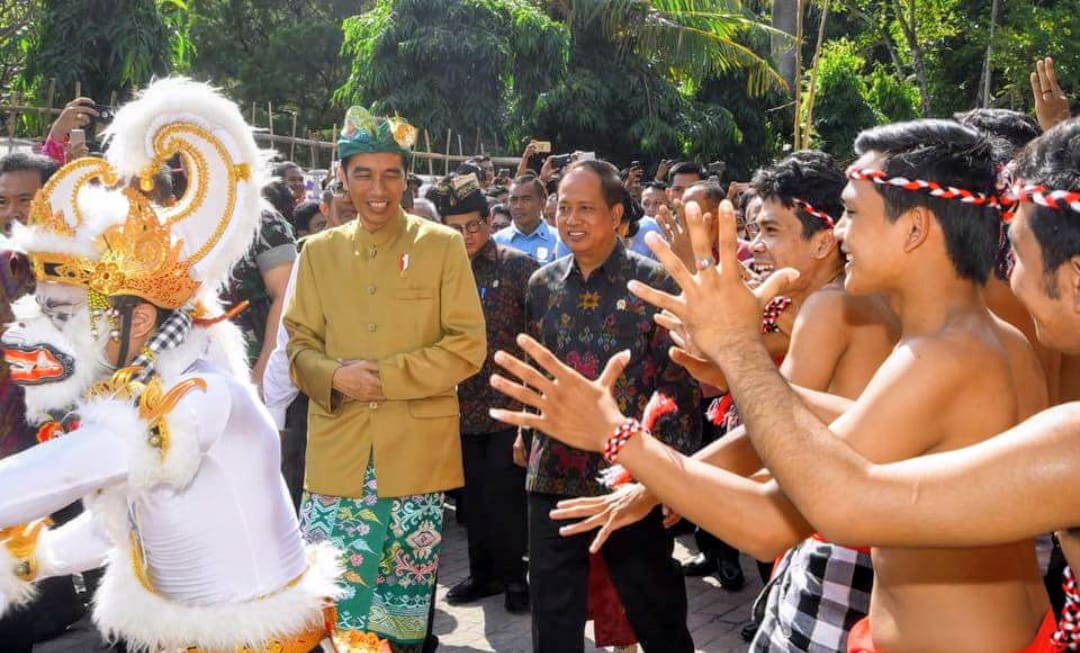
0, 79, 341, 652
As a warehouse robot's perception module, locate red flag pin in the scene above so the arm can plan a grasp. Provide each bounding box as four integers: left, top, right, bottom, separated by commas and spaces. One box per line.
399, 252, 411, 275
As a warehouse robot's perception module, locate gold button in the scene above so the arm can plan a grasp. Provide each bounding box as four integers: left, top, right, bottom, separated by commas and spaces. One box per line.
368, 247, 377, 258
367, 285, 376, 294
369, 402, 378, 410
367, 323, 377, 332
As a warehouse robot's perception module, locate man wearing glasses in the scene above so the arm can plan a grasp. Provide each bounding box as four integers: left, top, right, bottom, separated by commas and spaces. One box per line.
432, 172, 538, 613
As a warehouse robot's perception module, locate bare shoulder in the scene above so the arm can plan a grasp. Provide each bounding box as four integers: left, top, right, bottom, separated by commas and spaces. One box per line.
795, 287, 896, 338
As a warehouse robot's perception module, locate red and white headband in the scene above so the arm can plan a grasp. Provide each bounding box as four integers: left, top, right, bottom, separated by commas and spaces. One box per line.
792, 198, 835, 227
847, 167, 999, 208
1008, 184, 1080, 216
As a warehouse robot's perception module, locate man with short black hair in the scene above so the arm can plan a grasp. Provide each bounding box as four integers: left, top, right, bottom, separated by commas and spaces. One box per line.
0, 152, 58, 236
494, 175, 565, 264
431, 171, 537, 614
628, 182, 668, 259
666, 161, 703, 203
520, 159, 700, 653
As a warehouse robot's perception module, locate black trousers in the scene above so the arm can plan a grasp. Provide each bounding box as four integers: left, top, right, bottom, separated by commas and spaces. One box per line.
461, 428, 527, 584
528, 492, 693, 653
693, 402, 743, 566
282, 394, 310, 514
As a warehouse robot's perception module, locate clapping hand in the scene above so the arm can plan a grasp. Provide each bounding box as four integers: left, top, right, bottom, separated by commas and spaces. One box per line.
630, 199, 798, 366
489, 335, 630, 454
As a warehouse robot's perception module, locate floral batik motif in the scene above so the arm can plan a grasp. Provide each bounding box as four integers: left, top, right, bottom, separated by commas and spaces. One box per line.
300, 458, 444, 645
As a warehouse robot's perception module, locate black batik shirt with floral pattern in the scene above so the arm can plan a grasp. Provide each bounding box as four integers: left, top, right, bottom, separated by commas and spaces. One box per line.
459, 240, 538, 434
223, 209, 298, 365
524, 241, 701, 497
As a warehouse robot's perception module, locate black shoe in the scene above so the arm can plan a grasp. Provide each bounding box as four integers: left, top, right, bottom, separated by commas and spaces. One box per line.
422, 634, 440, 653
717, 558, 746, 591
740, 620, 759, 642
682, 553, 718, 577
446, 577, 504, 605
504, 581, 530, 614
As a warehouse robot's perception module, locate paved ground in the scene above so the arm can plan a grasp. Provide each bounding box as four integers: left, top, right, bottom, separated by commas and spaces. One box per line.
36, 509, 762, 653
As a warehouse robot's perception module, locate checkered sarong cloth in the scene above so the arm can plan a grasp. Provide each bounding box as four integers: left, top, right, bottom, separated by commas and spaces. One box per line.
130, 309, 193, 382
750, 537, 874, 653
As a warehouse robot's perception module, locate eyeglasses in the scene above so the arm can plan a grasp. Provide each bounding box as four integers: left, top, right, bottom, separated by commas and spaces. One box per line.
446, 218, 486, 234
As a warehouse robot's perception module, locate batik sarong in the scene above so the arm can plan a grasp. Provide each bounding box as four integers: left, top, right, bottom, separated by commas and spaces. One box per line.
300, 458, 444, 645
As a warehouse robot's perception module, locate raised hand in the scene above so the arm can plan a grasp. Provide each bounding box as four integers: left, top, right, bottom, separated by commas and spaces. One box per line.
656, 202, 693, 270
631, 199, 798, 364
549, 483, 660, 553
1031, 57, 1071, 132
489, 334, 630, 453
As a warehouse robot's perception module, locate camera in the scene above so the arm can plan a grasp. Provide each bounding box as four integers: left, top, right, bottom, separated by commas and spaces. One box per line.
90, 103, 115, 126
707, 161, 727, 177
550, 153, 571, 170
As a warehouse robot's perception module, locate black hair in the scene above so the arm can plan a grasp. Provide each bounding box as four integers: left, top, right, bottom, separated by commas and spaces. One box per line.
511, 174, 547, 201
485, 185, 509, 198
1014, 117, 1080, 297
667, 162, 703, 184
563, 159, 631, 210
492, 203, 511, 220
642, 181, 668, 193
854, 119, 999, 284
686, 180, 726, 205
735, 187, 759, 214
750, 150, 846, 239
261, 179, 295, 224
321, 179, 345, 206
293, 201, 322, 233
272, 161, 301, 177
0, 152, 59, 185
955, 108, 1041, 162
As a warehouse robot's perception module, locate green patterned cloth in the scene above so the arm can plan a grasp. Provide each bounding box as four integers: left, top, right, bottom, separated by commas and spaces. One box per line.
338, 106, 417, 163
300, 457, 444, 645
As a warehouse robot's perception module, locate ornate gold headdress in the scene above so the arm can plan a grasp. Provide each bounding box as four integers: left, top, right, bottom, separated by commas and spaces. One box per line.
17, 78, 263, 312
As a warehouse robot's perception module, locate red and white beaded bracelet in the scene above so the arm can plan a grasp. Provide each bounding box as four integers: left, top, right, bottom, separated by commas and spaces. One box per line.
603, 419, 645, 464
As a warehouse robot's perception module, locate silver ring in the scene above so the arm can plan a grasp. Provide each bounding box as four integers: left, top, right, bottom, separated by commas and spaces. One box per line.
695, 256, 715, 271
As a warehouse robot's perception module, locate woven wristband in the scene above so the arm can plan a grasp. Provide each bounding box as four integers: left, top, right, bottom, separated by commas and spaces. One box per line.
603, 419, 644, 464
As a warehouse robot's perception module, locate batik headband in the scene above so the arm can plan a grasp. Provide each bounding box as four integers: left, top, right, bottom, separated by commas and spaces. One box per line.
791, 198, 835, 228
338, 106, 417, 162
847, 168, 999, 208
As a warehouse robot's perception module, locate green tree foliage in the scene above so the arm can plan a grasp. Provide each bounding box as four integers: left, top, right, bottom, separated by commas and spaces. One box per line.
17, 0, 187, 101
337, 0, 568, 154
992, 0, 1080, 110
525, 0, 785, 163
0, 0, 43, 93
864, 64, 921, 122
187, 0, 353, 135
803, 40, 876, 158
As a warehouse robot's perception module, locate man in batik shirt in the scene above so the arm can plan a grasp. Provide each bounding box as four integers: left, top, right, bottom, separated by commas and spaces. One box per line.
429, 171, 537, 614
523, 160, 701, 653
285, 108, 485, 652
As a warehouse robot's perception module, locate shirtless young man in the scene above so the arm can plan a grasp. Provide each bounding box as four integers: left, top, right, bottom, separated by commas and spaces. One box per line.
553, 151, 899, 651
632, 117, 1080, 643
488, 120, 1050, 653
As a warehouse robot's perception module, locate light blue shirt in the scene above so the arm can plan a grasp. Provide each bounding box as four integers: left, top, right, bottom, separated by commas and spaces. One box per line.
630, 216, 666, 260
492, 220, 568, 265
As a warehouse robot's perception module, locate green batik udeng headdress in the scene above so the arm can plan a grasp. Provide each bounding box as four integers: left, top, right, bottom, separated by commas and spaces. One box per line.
338, 106, 418, 163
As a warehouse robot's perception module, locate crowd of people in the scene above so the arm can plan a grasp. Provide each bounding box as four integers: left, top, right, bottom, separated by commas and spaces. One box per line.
0, 55, 1080, 653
